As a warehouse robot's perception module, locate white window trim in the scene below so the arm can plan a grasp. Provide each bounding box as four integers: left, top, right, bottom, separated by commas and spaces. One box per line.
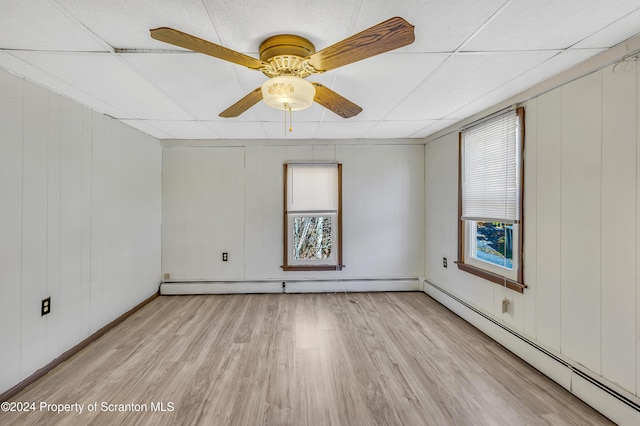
464, 221, 519, 281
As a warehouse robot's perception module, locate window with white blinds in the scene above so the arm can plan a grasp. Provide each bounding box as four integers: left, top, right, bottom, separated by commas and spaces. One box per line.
461, 109, 520, 223
287, 163, 338, 212
457, 107, 526, 292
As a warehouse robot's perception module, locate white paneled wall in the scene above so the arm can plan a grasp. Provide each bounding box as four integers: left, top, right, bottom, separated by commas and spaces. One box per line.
560, 72, 603, 374
425, 61, 640, 399
1, 68, 25, 392
533, 90, 563, 351
162, 147, 245, 281
338, 144, 425, 278
601, 62, 637, 393
243, 145, 310, 280
0, 68, 161, 395
162, 143, 424, 284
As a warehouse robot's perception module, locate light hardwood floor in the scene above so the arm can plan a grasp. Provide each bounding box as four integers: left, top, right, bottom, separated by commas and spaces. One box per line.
1, 292, 612, 425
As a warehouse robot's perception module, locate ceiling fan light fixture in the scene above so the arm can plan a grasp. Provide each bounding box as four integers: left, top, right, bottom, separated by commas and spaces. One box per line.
261, 75, 315, 111
151, 17, 415, 119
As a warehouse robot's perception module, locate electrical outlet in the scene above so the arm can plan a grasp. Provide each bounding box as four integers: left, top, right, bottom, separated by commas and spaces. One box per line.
163, 272, 172, 281
222, 252, 228, 262
41, 297, 51, 316
443, 257, 447, 268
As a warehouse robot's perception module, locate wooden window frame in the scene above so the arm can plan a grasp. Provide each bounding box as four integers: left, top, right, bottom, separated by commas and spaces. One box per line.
456, 107, 527, 293
282, 163, 344, 271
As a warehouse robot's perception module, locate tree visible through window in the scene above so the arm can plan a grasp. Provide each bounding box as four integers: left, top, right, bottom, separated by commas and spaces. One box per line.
471, 221, 513, 269
293, 216, 333, 261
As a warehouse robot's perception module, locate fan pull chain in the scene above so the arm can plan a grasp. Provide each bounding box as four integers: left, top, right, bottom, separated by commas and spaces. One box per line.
284, 104, 287, 135
283, 103, 294, 135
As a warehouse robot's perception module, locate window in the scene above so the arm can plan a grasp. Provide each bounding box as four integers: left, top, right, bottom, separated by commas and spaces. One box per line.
283, 162, 343, 271
457, 107, 526, 292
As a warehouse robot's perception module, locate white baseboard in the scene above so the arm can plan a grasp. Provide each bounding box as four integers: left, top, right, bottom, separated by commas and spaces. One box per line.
161, 281, 282, 294
424, 279, 640, 426
571, 373, 640, 425
161, 278, 420, 295
286, 279, 420, 293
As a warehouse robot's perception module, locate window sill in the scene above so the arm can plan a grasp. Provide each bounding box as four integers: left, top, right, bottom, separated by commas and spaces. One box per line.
455, 262, 526, 293
282, 265, 344, 272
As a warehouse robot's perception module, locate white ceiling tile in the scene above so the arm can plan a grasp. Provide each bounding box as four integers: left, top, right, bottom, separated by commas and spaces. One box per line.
139, 120, 220, 139
325, 53, 449, 122
201, 0, 361, 55
363, 120, 437, 139
463, 0, 640, 51
574, 8, 640, 49
413, 119, 460, 138
201, 121, 267, 139
261, 121, 320, 139
11, 51, 193, 120
386, 51, 557, 121
55, 0, 219, 50
516, 49, 607, 86
314, 121, 378, 139
121, 119, 172, 139
357, 0, 507, 52
449, 49, 606, 121
120, 53, 252, 120
0, 0, 108, 51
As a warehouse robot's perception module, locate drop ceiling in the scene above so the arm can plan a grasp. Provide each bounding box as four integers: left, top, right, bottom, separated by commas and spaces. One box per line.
1, 0, 640, 140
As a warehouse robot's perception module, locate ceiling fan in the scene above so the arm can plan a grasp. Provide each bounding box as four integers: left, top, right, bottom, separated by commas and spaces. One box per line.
150, 17, 415, 119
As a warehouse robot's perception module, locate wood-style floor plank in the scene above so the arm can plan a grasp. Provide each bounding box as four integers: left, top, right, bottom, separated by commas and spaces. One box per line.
0, 292, 613, 425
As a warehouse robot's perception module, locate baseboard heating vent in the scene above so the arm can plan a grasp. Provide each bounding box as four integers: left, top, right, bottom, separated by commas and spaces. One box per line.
424, 279, 640, 414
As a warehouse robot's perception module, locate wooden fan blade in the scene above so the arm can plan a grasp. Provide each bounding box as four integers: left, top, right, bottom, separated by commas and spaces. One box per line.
219, 87, 263, 117
308, 17, 414, 72
312, 83, 362, 118
150, 27, 264, 70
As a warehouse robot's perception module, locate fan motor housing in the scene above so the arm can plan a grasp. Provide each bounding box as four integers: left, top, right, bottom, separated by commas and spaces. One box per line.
259, 34, 316, 61
259, 35, 319, 78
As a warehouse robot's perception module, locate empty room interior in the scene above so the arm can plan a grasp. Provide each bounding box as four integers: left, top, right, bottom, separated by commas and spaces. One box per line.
3, 1, 640, 425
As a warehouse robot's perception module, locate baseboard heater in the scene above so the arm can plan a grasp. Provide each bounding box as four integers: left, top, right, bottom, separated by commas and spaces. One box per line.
424, 279, 640, 424
161, 277, 421, 295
